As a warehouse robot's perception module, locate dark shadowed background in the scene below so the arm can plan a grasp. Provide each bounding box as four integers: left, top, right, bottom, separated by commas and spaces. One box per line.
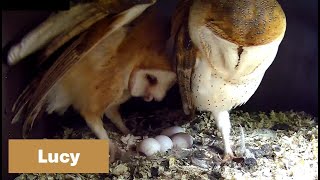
2, 0, 318, 179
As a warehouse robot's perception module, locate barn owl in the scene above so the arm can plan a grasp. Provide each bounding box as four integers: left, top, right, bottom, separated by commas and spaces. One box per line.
9, 1, 176, 162
169, 0, 286, 161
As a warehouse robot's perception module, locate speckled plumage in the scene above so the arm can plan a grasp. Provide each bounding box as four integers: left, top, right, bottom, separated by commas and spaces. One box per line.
170, 0, 286, 160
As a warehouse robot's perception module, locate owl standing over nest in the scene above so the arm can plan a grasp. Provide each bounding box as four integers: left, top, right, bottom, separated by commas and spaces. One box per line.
169, 0, 286, 161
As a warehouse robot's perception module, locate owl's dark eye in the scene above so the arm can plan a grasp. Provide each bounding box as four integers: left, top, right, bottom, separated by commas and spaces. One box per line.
146, 74, 158, 85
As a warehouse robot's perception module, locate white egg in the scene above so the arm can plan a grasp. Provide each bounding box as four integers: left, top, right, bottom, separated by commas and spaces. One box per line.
137, 138, 161, 156
155, 135, 173, 152
171, 133, 193, 149
161, 126, 185, 137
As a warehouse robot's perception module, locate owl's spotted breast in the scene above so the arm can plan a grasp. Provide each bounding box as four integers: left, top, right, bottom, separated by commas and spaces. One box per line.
190, 35, 282, 112
191, 58, 263, 112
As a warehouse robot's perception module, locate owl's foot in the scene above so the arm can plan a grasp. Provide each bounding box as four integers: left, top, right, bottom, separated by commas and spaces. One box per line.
109, 140, 137, 163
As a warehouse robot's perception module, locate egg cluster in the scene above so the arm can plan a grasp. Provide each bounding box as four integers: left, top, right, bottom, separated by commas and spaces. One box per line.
137, 126, 193, 156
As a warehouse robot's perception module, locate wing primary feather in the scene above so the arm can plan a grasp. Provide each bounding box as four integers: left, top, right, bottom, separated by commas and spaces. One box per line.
7, 3, 100, 66
11, 77, 42, 124
11, 104, 26, 124
22, 102, 46, 138
37, 12, 107, 65
172, 0, 196, 117
7, 1, 156, 66
11, 79, 38, 113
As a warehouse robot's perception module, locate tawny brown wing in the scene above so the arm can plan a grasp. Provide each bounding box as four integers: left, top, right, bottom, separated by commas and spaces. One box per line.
9, 2, 155, 138
7, 0, 156, 66
171, 0, 197, 116
170, 0, 192, 43
37, 0, 158, 66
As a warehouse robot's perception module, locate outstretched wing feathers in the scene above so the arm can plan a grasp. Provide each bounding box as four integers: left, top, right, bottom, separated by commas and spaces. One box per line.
37, 11, 107, 64
7, 0, 156, 66
7, 3, 101, 65
10, 2, 155, 138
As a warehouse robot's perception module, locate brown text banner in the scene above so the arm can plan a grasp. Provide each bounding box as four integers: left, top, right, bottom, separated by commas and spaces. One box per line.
9, 139, 109, 173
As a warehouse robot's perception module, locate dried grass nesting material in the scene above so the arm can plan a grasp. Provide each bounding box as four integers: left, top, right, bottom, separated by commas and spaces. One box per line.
15, 110, 318, 180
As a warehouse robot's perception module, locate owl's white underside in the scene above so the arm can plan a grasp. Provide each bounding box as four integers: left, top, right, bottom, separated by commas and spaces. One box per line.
190, 27, 283, 113
188, 0, 284, 113
192, 58, 264, 112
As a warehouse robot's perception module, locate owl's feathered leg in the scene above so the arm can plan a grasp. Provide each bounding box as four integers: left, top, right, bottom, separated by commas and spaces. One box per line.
211, 110, 234, 161
105, 105, 131, 135
83, 115, 108, 139
82, 114, 117, 162
82, 113, 132, 162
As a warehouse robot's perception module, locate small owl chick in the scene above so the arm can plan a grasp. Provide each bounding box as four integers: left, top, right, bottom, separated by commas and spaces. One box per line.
170, 0, 286, 161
